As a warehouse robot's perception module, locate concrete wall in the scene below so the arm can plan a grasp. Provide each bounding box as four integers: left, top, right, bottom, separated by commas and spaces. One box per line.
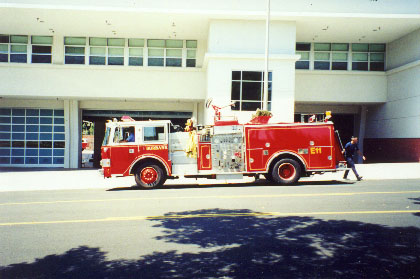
0, 65, 206, 101
295, 72, 387, 103
386, 28, 420, 70
205, 20, 297, 124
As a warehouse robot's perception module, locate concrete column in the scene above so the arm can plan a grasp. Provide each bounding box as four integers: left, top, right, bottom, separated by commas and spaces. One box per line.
53, 35, 64, 65
64, 100, 81, 168
358, 105, 367, 163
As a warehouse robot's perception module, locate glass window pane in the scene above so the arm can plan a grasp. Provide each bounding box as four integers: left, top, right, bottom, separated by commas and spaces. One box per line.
26, 125, 38, 132
12, 125, 24, 132
369, 44, 385, 52
12, 118, 25, 124
107, 38, 125, 47
54, 118, 64, 124
242, 71, 262, 81
0, 53, 7, 62
143, 126, 164, 141
12, 109, 25, 116
0, 44, 8, 52
129, 48, 143, 56
0, 141, 11, 147
40, 141, 52, 148
314, 52, 330, 60
370, 62, 384, 71
352, 53, 368, 61
54, 142, 65, 148
90, 37, 107, 46
332, 62, 347, 70
11, 45, 27, 53
0, 125, 11, 131
232, 71, 241, 80
108, 48, 124, 56
40, 117, 52, 124
186, 40, 197, 48
31, 36, 53, 45
54, 126, 65, 132
65, 46, 84, 55
314, 43, 331, 51
65, 56, 85, 64
11, 35, 28, 44
128, 39, 144, 47
25, 157, 38, 164
186, 59, 196, 67
296, 43, 311, 51
166, 40, 183, 48
242, 82, 262, 100
40, 133, 52, 140
187, 49, 196, 59
231, 81, 240, 100
54, 110, 64, 116
40, 126, 52, 132
108, 57, 124, 65
296, 51, 309, 60
12, 148, 24, 156
352, 43, 369, 52
295, 61, 309, 69
370, 53, 384, 62
53, 157, 64, 164
147, 39, 165, 48
26, 109, 39, 116
11, 157, 24, 164
26, 149, 38, 156
64, 37, 86, 46
0, 149, 10, 156
27, 133, 38, 140
0, 35, 10, 44
10, 54, 27, 63
241, 102, 261, 111
32, 45, 52, 54
129, 57, 143, 66
148, 48, 164, 56
332, 43, 349, 51
53, 149, 65, 156
166, 58, 181, 67
0, 133, 10, 140
39, 157, 52, 164
314, 61, 330, 70
332, 53, 347, 61
166, 49, 182, 57
12, 133, 24, 140
352, 62, 368, 71
0, 109, 11, 115
90, 47, 106, 55
39, 149, 52, 156
40, 109, 53, 116
90, 56, 106, 65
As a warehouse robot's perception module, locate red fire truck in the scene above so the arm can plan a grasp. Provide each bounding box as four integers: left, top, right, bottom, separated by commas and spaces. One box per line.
100, 112, 346, 189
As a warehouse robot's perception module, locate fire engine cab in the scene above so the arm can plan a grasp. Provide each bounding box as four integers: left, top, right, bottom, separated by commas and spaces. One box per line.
100, 111, 346, 189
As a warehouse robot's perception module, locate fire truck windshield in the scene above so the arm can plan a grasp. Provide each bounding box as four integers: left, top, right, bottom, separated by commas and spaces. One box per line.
102, 127, 111, 146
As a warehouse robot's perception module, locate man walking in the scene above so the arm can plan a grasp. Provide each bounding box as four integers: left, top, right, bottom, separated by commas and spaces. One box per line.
342, 136, 366, 181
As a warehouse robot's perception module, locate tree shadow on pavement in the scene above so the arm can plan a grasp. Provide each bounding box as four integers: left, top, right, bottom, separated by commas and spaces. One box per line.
1, 209, 420, 278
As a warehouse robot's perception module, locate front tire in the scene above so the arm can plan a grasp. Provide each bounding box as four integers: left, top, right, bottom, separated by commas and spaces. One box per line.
134, 163, 166, 189
271, 159, 301, 185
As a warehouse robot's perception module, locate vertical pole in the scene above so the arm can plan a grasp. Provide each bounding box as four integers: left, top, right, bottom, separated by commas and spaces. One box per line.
263, 0, 270, 111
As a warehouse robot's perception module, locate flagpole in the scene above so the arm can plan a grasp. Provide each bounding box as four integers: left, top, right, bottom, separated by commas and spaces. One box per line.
263, 0, 270, 111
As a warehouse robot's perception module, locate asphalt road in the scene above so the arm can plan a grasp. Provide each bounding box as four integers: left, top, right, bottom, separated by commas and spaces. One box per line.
1, 179, 420, 278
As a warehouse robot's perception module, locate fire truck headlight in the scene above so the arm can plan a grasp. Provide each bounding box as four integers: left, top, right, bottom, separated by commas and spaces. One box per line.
101, 159, 111, 167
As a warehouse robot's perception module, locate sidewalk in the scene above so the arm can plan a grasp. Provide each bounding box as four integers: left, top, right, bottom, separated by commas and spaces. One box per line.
1, 163, 420, 192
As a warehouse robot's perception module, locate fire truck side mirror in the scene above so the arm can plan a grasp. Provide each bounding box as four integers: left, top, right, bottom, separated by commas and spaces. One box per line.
205, 98, 213, 109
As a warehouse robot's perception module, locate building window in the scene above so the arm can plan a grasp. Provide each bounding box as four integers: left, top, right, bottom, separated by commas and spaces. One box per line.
231, 71, 272, 111
186, 40, 197, 67
295, 43, 310, 69
89, 37, 107, 65
147, 39, 165, 66
128, 38, 144, 66
0, 108, 65, 166
352, 43, 385, 71
314, 43, 349, 70
64, 37, 86, 64
369, 44, 385, 71
31, 36, 53, 63
166, 40, 183, 67
331, 43, 348, 70
0, 35, 28, 63
107, 38, 125, 65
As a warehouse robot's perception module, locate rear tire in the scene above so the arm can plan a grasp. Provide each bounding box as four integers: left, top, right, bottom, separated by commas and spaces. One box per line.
134, 163, 166, 189
263, 172, 274, 182
271, 158, 301, 185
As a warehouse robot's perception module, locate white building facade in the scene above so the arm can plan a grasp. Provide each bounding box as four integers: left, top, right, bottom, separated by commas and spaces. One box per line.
0, 0, 419, 168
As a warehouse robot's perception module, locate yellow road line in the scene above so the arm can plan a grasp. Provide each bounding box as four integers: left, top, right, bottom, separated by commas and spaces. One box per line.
1, 190, 420, 206
1, 210, 420, 226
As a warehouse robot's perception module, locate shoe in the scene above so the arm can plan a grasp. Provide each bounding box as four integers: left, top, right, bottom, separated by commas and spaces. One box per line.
357, 176, 363, 181
343, 176, 349, 180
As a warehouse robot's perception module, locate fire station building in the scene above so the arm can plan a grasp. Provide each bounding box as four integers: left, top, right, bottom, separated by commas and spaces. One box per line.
0, 0, 420, 168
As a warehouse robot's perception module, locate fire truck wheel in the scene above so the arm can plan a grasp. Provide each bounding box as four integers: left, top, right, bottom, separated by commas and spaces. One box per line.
271, 158, 301, 185
134, 164, 166, 189
263, 173, 273, 182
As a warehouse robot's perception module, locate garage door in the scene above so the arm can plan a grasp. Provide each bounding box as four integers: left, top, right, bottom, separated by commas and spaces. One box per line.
0, 108, 65, 167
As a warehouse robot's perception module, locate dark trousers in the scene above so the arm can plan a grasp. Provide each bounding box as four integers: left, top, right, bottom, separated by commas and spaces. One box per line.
343, 157, 360, 179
